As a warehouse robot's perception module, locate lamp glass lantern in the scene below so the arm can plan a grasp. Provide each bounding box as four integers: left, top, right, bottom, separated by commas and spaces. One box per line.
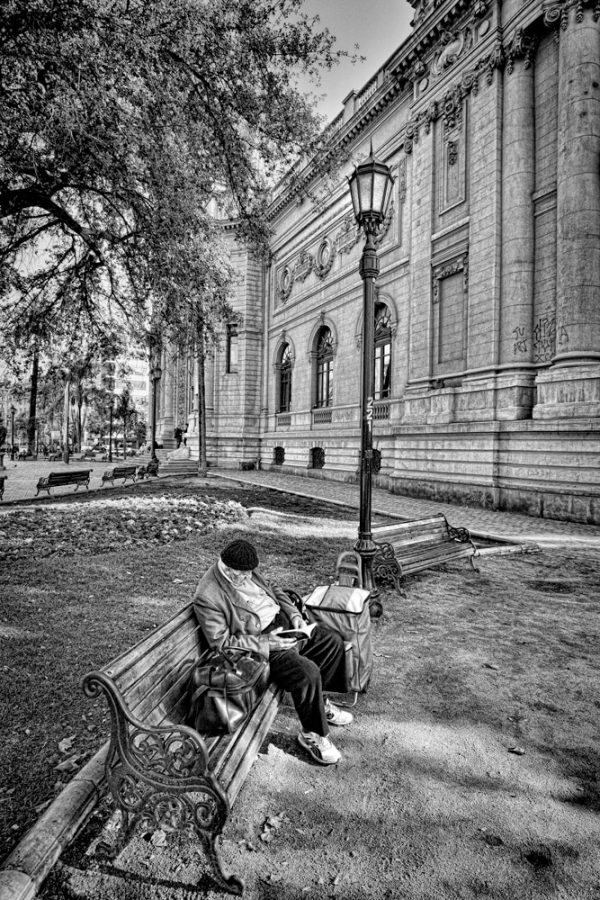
348, 147, 395, 228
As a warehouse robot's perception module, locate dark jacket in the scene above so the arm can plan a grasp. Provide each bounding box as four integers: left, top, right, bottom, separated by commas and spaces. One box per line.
193, 563, 299, 660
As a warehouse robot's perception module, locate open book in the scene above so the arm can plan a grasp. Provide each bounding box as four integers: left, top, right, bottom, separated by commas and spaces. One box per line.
275, 622, 318, 640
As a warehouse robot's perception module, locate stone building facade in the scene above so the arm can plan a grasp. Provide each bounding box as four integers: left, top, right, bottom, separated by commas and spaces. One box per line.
155, 0, 600, 524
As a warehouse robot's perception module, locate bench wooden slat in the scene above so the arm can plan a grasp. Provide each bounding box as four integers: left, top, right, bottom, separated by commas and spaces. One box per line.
127, 649, 197, 726
116, 621, 201, 695
105, 606, 199, 682
217, 683, 284, 806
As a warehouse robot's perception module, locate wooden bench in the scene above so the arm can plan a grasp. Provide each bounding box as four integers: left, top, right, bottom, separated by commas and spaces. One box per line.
371, 514, 479, 589
0, 475, 6, 501
101, 464, 138, 486
82, 602, 283, 895
35, 469, 92, 497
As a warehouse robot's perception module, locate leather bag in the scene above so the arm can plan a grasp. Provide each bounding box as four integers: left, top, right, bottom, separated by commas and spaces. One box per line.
184, 647, 270, 736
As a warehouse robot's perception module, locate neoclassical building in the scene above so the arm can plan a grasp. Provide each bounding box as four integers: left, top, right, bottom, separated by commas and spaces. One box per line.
155, 0, 600, 525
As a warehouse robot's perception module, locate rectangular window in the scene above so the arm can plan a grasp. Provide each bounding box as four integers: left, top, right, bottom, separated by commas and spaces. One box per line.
316, 359, 333, 407
431, 256, 468, 377
374, 343, 391, 399
226, 324, 238, 374
280, 369, 291, 412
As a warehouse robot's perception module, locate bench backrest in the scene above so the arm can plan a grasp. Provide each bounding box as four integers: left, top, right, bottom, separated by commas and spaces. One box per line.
373, 515, 449, 548
48, 470, 91, 483
100, 602, 204, 728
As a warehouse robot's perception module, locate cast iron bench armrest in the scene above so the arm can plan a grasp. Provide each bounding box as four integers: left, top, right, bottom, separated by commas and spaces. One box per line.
82, 669, 213, 782
0, 475, 6, 501
35, 470, 92, 497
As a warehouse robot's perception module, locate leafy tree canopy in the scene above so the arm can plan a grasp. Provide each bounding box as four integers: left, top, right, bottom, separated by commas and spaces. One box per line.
1, 0, 346, 348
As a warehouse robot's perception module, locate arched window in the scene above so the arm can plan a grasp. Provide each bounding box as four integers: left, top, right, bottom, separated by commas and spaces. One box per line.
315, 327, 334, 408
374, 303, 392, 400
278, 343, 292, 413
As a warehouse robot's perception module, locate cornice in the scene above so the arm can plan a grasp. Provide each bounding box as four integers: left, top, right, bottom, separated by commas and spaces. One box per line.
268, 0, 599, 221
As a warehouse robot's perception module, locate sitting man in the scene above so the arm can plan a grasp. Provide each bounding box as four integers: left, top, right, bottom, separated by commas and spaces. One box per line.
193, 539, 353, 765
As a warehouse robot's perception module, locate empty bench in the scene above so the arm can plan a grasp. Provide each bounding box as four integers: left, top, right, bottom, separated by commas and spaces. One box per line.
372, 514, 479, 589
82, 602, 282, 895
35, 469, 92, 497
101, 464, 138, 487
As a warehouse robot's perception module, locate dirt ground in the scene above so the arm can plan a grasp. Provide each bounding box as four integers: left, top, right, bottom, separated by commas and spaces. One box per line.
42, 505, 600, 900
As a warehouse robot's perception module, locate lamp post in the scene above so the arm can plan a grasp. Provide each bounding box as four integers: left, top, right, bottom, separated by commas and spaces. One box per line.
108, 402, 114, 463
348, 143, 395, 595
150, 357, 162, 463
10, 405, 16, 461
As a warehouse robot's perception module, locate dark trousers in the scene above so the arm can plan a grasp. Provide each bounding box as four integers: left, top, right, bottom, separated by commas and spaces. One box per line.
268, 625, 347, 736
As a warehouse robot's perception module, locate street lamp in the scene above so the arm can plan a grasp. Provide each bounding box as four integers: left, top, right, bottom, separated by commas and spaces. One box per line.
10, 405, 16, 461
150, 357, 162, 464
108, 401, 114, 463
348, 142, 395, 595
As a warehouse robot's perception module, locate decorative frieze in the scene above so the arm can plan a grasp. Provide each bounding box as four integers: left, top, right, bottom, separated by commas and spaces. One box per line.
336, 214, 361, 255
294, 250, 313, 283
543, 0, 600, 29
278, 265, 294, 304
432, 253, 469, 304
314, 238, 335, 278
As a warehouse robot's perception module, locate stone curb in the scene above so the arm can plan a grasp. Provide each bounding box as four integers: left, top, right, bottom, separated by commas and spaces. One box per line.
0, 743, 109, 900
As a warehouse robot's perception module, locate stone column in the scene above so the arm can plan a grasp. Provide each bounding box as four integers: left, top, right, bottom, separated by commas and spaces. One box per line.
535, 3, 600, 417
159, 348, 176, 448
498, 35, 537, 418
554, 3, 600, 365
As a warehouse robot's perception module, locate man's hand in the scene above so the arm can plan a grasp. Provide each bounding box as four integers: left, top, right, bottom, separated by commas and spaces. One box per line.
268, 627, 299, 651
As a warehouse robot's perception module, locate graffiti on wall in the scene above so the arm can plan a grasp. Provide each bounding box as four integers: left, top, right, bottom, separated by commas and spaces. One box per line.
532, 312, 569, 362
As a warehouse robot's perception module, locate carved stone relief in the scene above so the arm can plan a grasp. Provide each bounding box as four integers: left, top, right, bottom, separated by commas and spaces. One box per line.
314, 238, 335, 278
295, 250, 313, 283
432, 30, 466, 77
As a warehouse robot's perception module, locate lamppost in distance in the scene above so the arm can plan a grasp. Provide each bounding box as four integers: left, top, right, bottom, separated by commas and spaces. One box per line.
347, 142, 394, 595
10, 405, 16, 461
108, 401, 114, 463
150, 351, 162, 465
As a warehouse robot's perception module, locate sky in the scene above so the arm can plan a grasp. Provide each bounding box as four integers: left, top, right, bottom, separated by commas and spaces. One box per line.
299, 0, 414, 123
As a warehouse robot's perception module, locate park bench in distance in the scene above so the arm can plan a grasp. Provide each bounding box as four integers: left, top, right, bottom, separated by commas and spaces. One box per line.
0, 474, 6, 501
372, 513, 479, 589
82, 602, 282, 895
101, 464, 138, 487
35, 469, 93, 497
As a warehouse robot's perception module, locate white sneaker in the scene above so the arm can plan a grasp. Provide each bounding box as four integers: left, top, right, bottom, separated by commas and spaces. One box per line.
297, 731, 342, 765
325, 698, 354, 727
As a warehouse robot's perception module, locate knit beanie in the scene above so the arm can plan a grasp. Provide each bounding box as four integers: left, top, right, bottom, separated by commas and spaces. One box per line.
220, 539, 259, 572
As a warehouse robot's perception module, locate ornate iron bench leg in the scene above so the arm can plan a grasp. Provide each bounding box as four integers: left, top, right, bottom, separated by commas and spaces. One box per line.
373, 542, 403, 593
469, 551, 480, 573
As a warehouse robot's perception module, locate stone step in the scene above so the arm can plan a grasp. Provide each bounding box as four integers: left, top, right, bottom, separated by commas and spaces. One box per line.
160, 460, 199, 474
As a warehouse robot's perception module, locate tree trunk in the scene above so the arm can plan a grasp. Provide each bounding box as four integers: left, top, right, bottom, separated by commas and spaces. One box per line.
27, 345, 39, 456
62, 375, 71, 464
196, 320, 207, 476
